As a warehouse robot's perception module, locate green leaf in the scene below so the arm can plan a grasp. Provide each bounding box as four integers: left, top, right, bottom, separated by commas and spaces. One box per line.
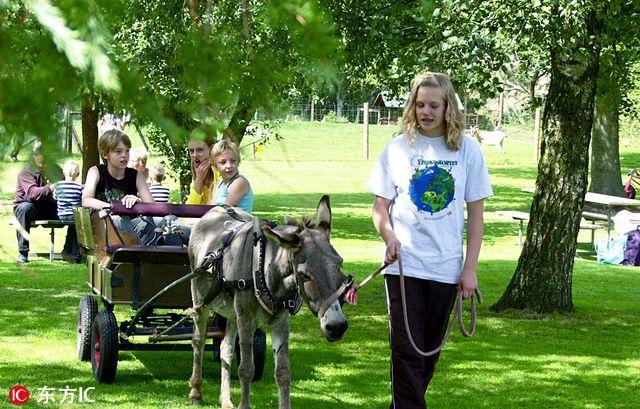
23, 0, 120, 91
25, 0, 89, 70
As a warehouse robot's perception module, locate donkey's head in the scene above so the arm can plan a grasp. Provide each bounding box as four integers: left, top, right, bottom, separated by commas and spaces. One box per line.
262, 195, 349, 342
469, 126, 482, 143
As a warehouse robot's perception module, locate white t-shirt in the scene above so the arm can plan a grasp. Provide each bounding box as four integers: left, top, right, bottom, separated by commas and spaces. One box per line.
366, 132, 493, 284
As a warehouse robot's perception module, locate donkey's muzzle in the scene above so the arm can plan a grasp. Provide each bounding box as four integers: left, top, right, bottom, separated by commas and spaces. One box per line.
324, 319, 348, 342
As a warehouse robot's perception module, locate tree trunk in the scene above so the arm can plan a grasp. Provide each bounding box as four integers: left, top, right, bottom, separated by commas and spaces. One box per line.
529, 69, 540, 108
165, 106, 198, 201
223, 101, 255, 145
9, 134, 25, 161
492, 13, 600, 314
81, 96, 100, 183
588, 77, 624, 196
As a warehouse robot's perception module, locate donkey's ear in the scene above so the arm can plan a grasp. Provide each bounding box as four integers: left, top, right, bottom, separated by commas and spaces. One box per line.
316, 195, 331, 240
262, 225, 302, 249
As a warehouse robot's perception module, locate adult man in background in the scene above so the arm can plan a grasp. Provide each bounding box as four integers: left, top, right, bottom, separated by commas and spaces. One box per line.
13, 143, 62, 263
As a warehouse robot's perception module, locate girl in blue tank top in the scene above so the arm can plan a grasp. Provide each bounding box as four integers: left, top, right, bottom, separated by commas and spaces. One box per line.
210, 140, 254, 212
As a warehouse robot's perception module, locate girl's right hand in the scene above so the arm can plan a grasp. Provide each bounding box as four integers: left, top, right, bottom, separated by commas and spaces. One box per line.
193, 159, 210, 192
194, 160, 210, 181
385, 238, 402, 264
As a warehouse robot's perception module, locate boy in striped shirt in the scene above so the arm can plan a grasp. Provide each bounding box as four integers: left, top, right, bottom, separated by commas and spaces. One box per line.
149, 164, 170, 203
54, 160, 83, 263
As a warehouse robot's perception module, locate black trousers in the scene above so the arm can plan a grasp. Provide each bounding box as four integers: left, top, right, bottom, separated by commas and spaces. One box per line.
385, 275, 457, 409
13, 202, 59, 253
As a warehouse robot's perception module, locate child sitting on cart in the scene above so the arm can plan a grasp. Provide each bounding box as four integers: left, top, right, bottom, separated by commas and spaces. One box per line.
210, 140, 253, 211
82, 129, 157, 245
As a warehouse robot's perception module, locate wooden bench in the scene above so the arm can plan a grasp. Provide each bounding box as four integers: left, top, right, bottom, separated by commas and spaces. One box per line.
496, 210, 602, 247
9, 219, 75, 262
581, 211, 608, 222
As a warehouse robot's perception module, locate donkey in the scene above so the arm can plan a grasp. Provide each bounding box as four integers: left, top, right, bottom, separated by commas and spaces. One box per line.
470, 126, 507, 153
187, 196, 349, 408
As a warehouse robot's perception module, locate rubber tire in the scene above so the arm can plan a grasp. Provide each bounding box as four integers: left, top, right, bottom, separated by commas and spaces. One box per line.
77, 295, 98, 361
91, 310, 119, 383
235, 329, 267, 382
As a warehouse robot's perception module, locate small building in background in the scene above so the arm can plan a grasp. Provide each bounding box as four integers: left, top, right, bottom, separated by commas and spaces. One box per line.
373, 91, 408, 125
372, 91, 466, 125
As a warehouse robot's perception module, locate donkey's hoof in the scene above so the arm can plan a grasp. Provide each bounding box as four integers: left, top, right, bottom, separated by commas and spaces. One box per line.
221, 404, 235, 409
188, 396, 204, 406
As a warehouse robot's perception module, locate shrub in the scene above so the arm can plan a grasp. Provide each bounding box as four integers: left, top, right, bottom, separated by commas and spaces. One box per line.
322, 111, 349, 123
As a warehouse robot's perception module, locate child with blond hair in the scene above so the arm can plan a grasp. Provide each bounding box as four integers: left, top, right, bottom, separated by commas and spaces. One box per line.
186, 130, 217, 205
82, 129, 156, 245
129, 147, 149, 181
148, 164, 171, 203
367, 72, 493, 407
210, 140, 253, 212
54, 159, 83, 263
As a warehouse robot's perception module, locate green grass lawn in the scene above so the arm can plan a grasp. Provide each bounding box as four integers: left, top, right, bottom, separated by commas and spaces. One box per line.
0, 122, 639, 408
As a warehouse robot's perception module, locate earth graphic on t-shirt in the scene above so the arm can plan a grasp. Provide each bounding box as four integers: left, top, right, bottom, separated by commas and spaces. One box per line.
409, 165, 455, 214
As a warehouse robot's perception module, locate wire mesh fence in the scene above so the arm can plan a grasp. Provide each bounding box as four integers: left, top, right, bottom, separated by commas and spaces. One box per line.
254, 103, 403, 125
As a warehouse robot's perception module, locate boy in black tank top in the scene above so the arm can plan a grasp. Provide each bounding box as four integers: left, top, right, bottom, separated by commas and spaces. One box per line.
82, 130, 157, 245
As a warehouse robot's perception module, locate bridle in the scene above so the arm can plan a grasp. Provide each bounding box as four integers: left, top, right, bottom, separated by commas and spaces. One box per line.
316, 273, 354, 318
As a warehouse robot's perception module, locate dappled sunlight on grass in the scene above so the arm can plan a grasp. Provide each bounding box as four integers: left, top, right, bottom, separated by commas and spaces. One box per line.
1, 122, 640, 407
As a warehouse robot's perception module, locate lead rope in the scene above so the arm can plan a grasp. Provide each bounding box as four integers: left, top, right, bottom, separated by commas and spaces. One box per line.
345, 205, 482, 356
397, 251, 482, 356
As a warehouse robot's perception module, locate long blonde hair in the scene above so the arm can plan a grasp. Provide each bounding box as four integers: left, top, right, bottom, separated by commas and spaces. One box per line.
400, 72, 464, 151
188, 128, 217, 201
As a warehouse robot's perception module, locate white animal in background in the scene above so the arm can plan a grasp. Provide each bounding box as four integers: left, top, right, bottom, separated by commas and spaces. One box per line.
470, 127, 507, 153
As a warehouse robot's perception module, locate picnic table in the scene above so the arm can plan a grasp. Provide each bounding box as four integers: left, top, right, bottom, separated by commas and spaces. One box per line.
496, 210, 601, 247
522, 187, 640, 240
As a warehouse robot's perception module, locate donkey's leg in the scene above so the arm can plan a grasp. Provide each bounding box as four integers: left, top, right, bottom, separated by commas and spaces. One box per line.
237, 317, 257, 409
220, 319, 237, 409
271, 316, 291, 409
188, 304, 213, 405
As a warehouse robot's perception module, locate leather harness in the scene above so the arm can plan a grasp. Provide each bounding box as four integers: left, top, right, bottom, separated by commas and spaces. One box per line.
198, 208, 301, 316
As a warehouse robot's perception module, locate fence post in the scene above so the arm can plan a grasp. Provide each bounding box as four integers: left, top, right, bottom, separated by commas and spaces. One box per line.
534, 107, 542, 162
310, 98, 315, 122
363, 102, 369, 160
497, 92, 504, 127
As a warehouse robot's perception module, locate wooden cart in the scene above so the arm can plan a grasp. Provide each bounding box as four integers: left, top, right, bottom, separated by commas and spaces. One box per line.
73, 203, 266, 383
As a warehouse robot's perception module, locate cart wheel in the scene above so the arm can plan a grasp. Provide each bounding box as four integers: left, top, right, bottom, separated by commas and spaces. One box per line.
235, 329, 267, 382
77, 295, 98, 361
91, 310, 119, 383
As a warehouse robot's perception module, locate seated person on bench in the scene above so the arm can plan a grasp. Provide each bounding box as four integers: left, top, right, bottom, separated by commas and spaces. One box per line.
82, 129, 157, 245
13, 142, 64, 263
